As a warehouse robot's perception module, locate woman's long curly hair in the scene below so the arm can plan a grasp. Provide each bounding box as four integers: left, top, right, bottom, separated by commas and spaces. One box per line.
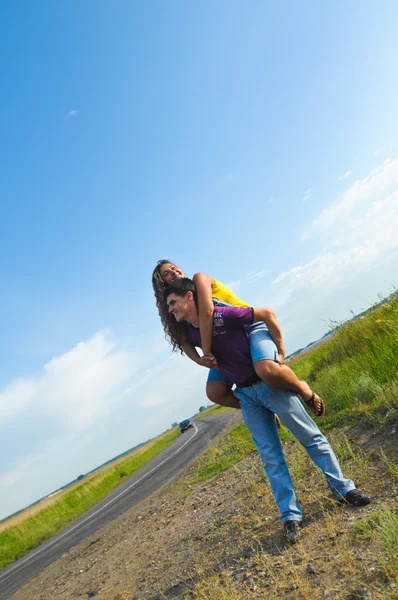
152, 259, 187, 353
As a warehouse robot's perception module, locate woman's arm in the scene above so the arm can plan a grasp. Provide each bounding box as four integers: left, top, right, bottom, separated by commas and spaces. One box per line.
192, 272, 217, 366
252, 307, 285, 362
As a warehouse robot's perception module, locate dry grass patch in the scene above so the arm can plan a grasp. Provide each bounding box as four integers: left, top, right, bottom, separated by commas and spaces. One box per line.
0, 427, 180, 570
182, 427, 398, 600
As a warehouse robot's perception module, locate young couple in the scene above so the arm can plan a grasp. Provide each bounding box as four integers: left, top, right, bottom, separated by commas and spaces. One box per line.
152, 261, 370, 543
152, 260, 324, 417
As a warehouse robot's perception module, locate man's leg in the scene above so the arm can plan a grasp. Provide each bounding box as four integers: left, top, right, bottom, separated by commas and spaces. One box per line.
259, 383, 356, 498
235, 386, 302, 523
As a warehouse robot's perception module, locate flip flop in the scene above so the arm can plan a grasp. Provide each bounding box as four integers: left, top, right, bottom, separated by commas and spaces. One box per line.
304, 392, 325, 417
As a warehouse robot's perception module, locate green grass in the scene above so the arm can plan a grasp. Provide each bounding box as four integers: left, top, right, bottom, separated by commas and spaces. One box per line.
186, 423, 256, 483
196, 404, 234, 419
289, 292, 398, 431
354, 506, 398, 578
178, 293, 398, 492
0, 427, 180, 570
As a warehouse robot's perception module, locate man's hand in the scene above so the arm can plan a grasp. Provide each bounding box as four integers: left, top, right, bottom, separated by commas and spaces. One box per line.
197, 353, 218, 369
277, 346, 285, 364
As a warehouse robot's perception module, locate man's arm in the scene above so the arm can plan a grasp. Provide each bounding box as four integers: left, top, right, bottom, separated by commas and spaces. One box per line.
192, 272, 217, 367
252, 307, 285, 362
181, 340, 215, 369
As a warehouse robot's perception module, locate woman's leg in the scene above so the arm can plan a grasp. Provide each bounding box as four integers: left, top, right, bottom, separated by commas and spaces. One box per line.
249, 324, 324, 416
206, 380, 240, 409
254, 359, 312, 401
206, 369, 240, 409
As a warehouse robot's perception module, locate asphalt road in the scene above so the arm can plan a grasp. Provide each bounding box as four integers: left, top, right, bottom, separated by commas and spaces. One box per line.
0, 411, 237, 600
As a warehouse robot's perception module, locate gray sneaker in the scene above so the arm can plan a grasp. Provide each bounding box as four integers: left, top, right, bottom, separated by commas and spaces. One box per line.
284, 520, 301, 544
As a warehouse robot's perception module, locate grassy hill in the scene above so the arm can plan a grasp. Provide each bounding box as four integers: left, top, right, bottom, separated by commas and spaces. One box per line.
160, 292, 398, 599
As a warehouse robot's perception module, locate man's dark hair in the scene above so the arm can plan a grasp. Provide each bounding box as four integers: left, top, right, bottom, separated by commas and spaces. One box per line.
164, 277, 197, 306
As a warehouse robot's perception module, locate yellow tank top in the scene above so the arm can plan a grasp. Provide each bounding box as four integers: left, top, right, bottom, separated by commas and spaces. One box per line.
211, 278, 250, 308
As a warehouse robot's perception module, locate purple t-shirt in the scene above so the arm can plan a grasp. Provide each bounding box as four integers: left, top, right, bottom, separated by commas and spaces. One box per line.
186, 306, 256, 386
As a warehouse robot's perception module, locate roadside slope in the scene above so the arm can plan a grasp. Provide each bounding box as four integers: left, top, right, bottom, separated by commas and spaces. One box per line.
7, 293, 398, 600
8, 413, 397, 600
0, 411, 238, 599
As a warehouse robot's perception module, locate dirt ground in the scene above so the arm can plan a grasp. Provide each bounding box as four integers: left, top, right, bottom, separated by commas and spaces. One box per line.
10, 415, 398, 600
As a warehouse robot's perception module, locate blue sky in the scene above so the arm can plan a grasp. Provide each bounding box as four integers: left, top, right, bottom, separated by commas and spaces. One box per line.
1, 1, 398, 520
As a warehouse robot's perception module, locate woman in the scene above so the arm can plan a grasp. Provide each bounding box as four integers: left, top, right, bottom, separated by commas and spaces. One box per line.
152, 259, 324, 416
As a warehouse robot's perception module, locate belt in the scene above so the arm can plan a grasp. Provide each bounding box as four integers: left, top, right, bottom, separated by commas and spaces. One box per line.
237, 373, 261, 388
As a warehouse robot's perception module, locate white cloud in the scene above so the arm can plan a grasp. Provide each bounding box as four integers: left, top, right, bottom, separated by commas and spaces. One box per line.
0, 331, 210, 518
0, 454, 38, 490
273, 158, 398, 318
246, 269, 271, 283
273, 242, 381, 294
226, 279, 241, 291
226, 269, 270, 292
304, 158, 398, 239
141, 394, 168, 407
0, 379, 37, 425
302, 188, 312, 202
366, 200, 383, 217
65, 109, 79, 119
373, 149, 380, 156
0, 331, 134, 430
339, 170, 352, 180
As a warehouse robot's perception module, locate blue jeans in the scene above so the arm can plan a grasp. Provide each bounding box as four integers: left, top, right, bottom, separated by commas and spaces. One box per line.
234, 381, 355, 522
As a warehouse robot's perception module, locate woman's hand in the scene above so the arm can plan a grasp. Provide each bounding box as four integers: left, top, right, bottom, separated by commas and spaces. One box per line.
197, 353, 218, 369
277, 345, 285, 364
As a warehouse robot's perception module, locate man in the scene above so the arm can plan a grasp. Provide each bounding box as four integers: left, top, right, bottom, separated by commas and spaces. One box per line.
164, 278, 370, 543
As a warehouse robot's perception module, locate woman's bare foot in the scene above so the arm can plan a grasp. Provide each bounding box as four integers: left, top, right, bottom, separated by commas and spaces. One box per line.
300, 381, 325, 416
